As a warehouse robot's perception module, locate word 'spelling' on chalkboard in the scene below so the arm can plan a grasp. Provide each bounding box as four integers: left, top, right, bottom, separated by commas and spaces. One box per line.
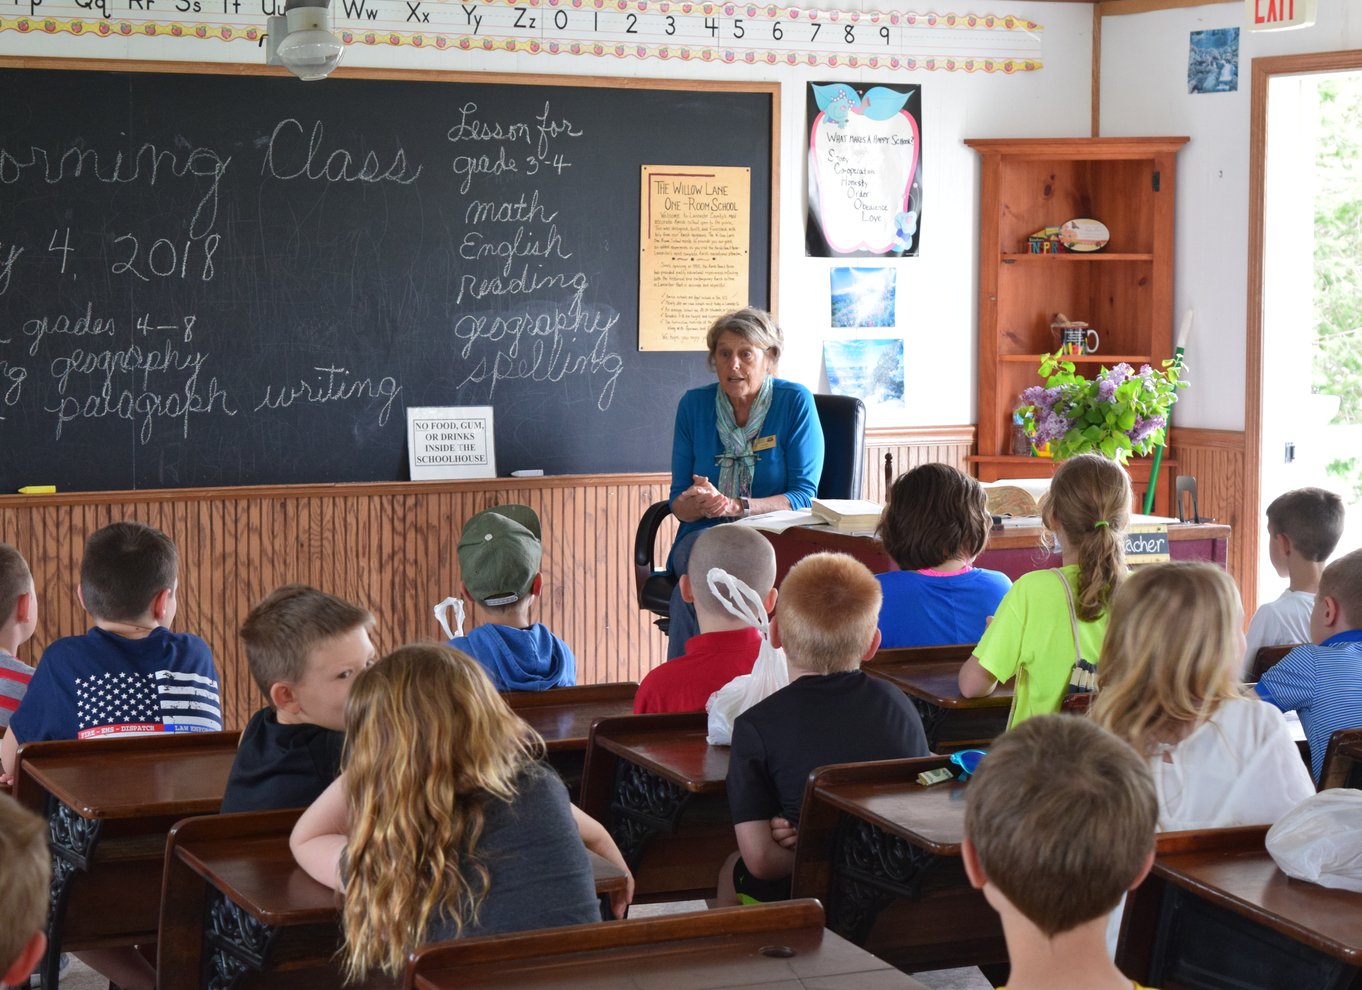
0, 68, 771, 489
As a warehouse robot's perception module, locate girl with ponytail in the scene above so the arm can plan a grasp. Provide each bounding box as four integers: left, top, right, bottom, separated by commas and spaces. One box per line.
958, 454, 1131, 726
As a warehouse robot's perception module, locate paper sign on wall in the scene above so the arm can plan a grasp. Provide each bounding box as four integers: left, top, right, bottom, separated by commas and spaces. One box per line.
407, 407, 496, 480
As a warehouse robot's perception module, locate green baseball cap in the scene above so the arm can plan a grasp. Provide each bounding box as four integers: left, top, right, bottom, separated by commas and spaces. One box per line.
458, 505, 542, 607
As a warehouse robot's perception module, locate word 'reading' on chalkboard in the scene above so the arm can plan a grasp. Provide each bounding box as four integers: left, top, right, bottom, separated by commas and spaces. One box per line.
0, 65, 774, 491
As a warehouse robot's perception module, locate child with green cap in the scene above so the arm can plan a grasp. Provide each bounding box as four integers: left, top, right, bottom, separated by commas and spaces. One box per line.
447, 504, 577, 692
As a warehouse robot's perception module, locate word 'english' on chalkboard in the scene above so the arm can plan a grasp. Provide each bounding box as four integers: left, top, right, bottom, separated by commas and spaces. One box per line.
0, 61, 777, 492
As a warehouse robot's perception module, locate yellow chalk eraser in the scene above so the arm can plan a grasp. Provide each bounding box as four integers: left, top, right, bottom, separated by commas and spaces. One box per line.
916, 767, 954, 787
18, 486, 56, 494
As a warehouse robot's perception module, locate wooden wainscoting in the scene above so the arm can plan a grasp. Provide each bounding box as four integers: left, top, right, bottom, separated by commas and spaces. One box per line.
1169, 427, 1254, 610
862, 426, 976, 504
0, 476, 673, 730
0, 426, 978, 730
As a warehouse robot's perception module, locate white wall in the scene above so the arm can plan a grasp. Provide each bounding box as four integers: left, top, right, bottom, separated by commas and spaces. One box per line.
2, 1, 1093, 428
1100, 0, 1362, 432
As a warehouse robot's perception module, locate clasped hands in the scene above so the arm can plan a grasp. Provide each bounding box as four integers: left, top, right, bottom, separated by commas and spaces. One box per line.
681, 475, 739, 520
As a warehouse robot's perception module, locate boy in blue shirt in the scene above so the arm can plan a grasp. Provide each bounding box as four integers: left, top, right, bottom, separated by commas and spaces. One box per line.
221, 585, 375, 813
1257, 547, 1362, 783
448, 505, 576, 692
1, 520, 221, 990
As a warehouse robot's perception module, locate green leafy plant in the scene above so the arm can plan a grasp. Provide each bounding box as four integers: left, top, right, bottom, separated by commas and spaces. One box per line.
1017, 353, 1188, 464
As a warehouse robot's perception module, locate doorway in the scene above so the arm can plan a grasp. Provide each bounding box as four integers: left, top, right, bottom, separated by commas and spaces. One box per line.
1251, 53, 1362, 607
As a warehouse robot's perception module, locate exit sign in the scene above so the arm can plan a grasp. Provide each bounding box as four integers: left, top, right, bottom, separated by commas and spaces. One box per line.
1247, 0, 1316, 31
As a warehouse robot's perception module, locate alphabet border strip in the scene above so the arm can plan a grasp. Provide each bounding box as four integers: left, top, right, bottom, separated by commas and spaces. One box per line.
0, 1, 1043, 72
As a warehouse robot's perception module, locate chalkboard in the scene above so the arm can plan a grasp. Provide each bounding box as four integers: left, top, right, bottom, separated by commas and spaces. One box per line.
0, 63, 775, 491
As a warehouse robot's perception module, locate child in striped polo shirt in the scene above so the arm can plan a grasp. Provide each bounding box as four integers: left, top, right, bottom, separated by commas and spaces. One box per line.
1257, 547, 1362, 783
0, 544, 38, 730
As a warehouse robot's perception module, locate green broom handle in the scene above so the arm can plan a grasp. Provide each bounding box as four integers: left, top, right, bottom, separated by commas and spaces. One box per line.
1142, 343, 1187, 514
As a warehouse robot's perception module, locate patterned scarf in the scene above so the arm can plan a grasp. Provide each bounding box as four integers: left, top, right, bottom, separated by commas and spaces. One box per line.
714, 375, 774, 499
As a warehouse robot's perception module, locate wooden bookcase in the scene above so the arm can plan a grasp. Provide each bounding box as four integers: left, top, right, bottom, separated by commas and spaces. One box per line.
964, 136, 1188, 514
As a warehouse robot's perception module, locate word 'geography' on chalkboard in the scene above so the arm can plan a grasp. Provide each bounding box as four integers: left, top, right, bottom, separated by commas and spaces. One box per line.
0, 65, 774, 491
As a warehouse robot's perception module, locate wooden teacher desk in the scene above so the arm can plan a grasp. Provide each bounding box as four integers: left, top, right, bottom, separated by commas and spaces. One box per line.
1119, 827, 1362, 990
791, 757, 1006, 976
765, 521, 1231, 583
10, 731, 240, 990
580, 712, 733, 901
159, 809, 631, 990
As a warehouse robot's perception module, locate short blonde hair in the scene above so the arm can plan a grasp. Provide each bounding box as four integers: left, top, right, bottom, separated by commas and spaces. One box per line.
965, 715, 1156, 936
1320, 548, 1362, 630
774, 552, 880, 673
1090, 562, 1243, 757
705, 308, 783, 372
0, 544, 32, 625
0, 793, 49, 974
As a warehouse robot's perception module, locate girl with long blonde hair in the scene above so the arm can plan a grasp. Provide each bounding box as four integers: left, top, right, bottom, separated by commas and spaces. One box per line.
1090, 562, 1313, 831
291, 644, 632, 982
959, 454, 1131, 724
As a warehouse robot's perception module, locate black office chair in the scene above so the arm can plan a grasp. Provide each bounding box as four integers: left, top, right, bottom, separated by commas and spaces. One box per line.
633, 394, 866, 631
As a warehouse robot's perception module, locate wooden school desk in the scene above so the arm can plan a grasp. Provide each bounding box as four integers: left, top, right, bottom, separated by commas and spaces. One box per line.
506, 682, 639, 801
1120, 826, 1362, 990
791, 757, 1006, 976
863, 646, 1009, 752
10, 731, 240, 990
403, 899, 928, 990
764, 521, 1231, 583
158, 809, 631, 990
580, 712, 732, 901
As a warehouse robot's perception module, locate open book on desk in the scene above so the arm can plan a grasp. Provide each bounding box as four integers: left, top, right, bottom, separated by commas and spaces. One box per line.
731, 510, 824, 534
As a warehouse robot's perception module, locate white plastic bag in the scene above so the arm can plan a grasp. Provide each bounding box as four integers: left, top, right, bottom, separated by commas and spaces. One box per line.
433, 596, 465, 640
1265, 788, 1362, 892
704, 567, 788, 746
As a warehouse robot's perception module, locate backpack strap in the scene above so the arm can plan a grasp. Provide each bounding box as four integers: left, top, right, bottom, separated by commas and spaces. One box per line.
1053, 568, 1098, 695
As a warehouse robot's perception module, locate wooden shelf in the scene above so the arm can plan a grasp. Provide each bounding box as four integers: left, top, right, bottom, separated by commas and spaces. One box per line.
999, 354, 1152, 364
970, 454, 1177, 469
967, 136, 1187, 515
1001, 253, 1155, 263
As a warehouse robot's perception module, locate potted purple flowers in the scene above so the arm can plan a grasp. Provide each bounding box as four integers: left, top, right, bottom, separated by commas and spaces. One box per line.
1016, 352, 1187, 463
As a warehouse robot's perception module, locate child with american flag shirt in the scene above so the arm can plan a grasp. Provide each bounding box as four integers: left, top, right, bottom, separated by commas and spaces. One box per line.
0, 521, 220, 990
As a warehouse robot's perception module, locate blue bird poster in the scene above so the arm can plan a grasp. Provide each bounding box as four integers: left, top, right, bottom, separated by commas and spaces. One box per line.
806, 82, 922, 257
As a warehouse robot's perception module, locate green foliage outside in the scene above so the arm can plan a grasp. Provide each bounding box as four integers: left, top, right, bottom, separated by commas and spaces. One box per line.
1314, 75, 1362, 502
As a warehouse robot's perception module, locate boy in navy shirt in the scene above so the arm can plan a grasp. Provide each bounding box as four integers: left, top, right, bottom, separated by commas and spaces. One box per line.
221, 585, 375, 813
1, 521, 221, 990
719, 551, 929, 904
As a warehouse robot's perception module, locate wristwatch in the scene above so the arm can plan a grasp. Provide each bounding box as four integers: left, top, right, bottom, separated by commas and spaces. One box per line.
740, 496, 751, 518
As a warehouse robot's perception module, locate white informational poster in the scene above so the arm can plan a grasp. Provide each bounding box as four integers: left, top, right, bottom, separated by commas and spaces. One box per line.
407, 406, 496, 480
806, 82, 922, 257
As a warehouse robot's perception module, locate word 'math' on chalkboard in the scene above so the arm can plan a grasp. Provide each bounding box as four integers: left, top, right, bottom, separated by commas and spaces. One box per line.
0, 63, 775, 491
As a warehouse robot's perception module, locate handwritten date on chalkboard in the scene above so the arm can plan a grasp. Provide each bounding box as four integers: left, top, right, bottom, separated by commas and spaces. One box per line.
0, 68, 772, 490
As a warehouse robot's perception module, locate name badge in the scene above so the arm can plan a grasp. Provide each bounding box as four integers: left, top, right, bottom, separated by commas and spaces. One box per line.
753, 435, 777, 452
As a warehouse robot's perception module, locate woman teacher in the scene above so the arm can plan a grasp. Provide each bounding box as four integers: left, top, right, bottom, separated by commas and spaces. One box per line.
665, 308, 824, 658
